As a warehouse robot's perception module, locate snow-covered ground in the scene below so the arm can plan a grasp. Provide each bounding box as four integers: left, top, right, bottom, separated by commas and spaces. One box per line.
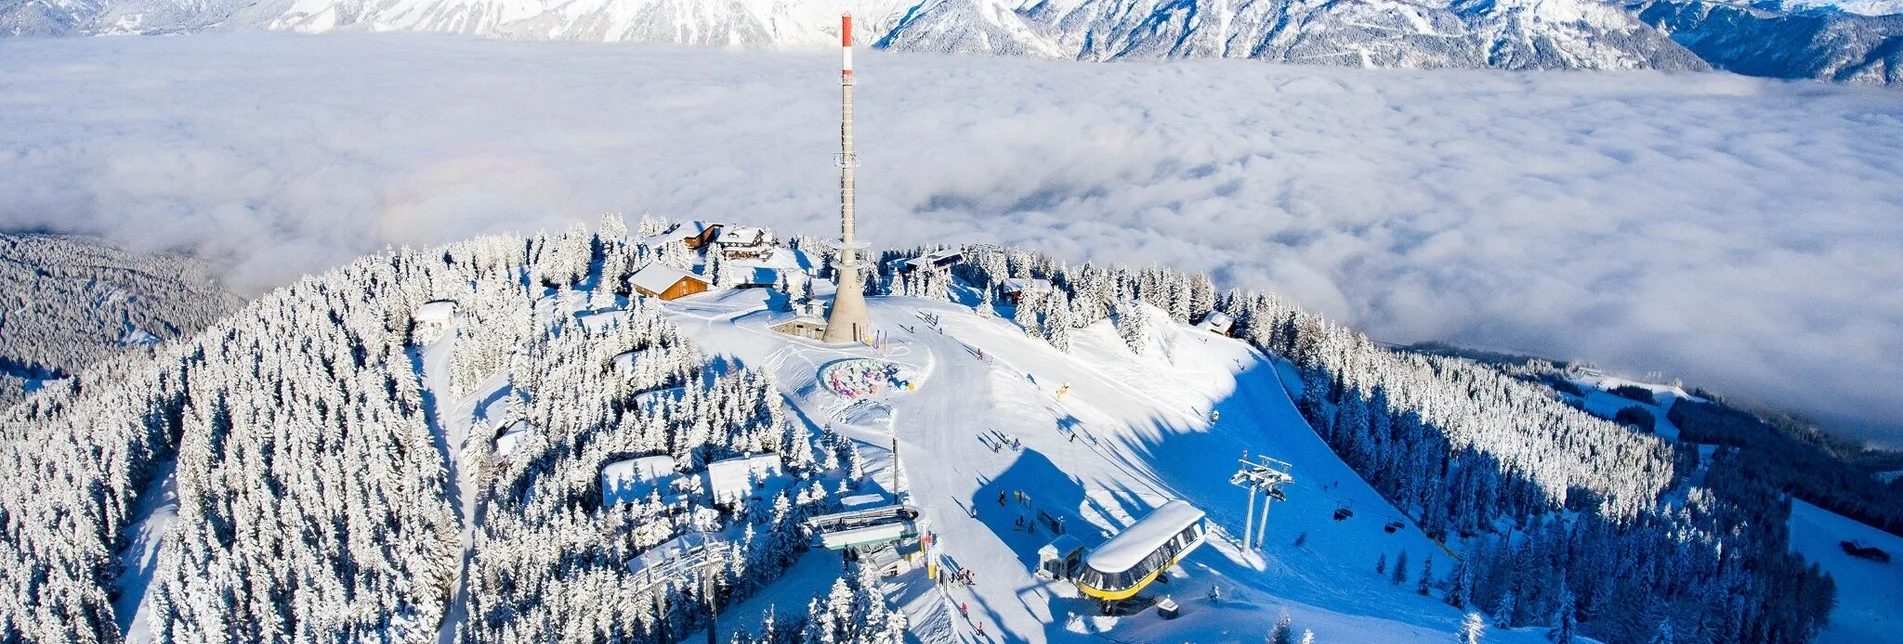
1788, 500, 1903, 644
112, 460, 177, 644
1565, 372, 1700, 441
661, 287, 1570, 643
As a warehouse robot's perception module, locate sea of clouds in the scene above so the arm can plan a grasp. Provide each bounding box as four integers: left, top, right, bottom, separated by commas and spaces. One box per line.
2, 33, 1900, 441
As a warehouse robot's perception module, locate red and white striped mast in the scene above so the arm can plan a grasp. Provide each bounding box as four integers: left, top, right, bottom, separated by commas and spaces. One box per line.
823, 13, 873, 344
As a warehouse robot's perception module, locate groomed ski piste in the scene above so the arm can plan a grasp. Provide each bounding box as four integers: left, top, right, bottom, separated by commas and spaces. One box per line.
656, 281, 1580, 643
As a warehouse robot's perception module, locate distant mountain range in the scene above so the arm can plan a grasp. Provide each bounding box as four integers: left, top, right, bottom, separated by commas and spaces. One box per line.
1, 0, 1895, 85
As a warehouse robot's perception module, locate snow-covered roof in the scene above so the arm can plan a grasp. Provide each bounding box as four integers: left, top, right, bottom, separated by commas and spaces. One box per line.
604, 455, 677, 486
647, 220, 721, 244
1001, 278, 1053, 294
1197, 311, 1234, 333
704, 454, 783, 503
602, 455, 679, 505
628, 263, 704, 296
714, 226, 773, 246
1085, 500, 1205, 574
495, 421, 535, 458
839, 493, 889, 509
415, 300, 458, 323
1039, 534, 1085, 558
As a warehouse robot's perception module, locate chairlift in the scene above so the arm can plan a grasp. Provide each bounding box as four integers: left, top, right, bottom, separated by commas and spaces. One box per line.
1268, 487, 1287, 502
1384, 520, 1404, 534
1333, 502, 1355, 521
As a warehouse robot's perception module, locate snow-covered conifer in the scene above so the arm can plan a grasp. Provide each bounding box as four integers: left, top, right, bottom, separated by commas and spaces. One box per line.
1460, 612, 1486, 644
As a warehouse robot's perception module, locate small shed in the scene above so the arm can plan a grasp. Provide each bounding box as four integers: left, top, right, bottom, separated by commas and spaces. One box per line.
999, 278, 1053, 305
704, 454, 783, 505
494, 420, 536, 459
771, 315, 829, 341
629, 264, 710, 301
412, 300, 459, 343
602, 455, 679, 506
1196, 311, 1235, 336
1037, 535, 1086, 581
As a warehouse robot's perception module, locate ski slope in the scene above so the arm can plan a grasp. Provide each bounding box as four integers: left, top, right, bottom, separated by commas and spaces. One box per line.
1788, 500, 1903, 644
663, 288, 1569, 643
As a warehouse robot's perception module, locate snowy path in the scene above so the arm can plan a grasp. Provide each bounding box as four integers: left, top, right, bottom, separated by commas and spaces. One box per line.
412, 334, 510, 644
111, 459, 178, 644
662, 290, 1563, 643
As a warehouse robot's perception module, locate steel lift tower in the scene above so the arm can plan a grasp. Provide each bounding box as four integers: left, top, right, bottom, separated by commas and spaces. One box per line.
823, 13, 873, 344
1231, 455, 1295, 551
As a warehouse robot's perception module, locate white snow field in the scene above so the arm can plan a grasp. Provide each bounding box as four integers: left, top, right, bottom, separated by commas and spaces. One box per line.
1788, 500, 1903, 644
659, 286, 1573, 642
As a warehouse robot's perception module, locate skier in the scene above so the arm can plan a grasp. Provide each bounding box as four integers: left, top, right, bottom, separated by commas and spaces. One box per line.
998, 491, 1007, 506
1208, 584, 1222, 603
1013, 437, 1022, 450
1211, 410, 1220, 422
1015, 516, 1025, 531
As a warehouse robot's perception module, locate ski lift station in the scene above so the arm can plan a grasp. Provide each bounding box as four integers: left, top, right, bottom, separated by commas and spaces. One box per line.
1075, 500, 1208, 605
803, 504, 925, 551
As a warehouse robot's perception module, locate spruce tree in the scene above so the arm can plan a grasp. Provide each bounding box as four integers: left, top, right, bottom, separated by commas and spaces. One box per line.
1550, 581, 1577, 644
1269, 609, 1294, 644
1459, 612, 1485, 644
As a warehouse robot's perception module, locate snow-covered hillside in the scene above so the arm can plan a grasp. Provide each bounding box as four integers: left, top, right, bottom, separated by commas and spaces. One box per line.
0, 233, 239, 408
1789, 500, 1903, 644
664, 284, 1550, 642
0, 217, 1857, 643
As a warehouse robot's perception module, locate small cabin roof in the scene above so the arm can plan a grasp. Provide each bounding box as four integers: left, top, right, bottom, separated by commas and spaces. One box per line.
415, 300, 458, 321
1001, 278, 1053, 294
603, 455, 679, 485
629, 263, 704, 295
1039, 534, 1085, 557
1197, 311, 1234, 331
705, 454, 783, 500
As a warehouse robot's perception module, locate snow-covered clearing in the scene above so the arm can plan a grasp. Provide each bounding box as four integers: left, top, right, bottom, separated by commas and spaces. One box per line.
1788, 500, 1903, 644
1565, 372, 1697, 441
663, 288, 1567, 643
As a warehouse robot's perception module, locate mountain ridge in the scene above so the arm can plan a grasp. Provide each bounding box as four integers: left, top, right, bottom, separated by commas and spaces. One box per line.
4, 0, 1898, 85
